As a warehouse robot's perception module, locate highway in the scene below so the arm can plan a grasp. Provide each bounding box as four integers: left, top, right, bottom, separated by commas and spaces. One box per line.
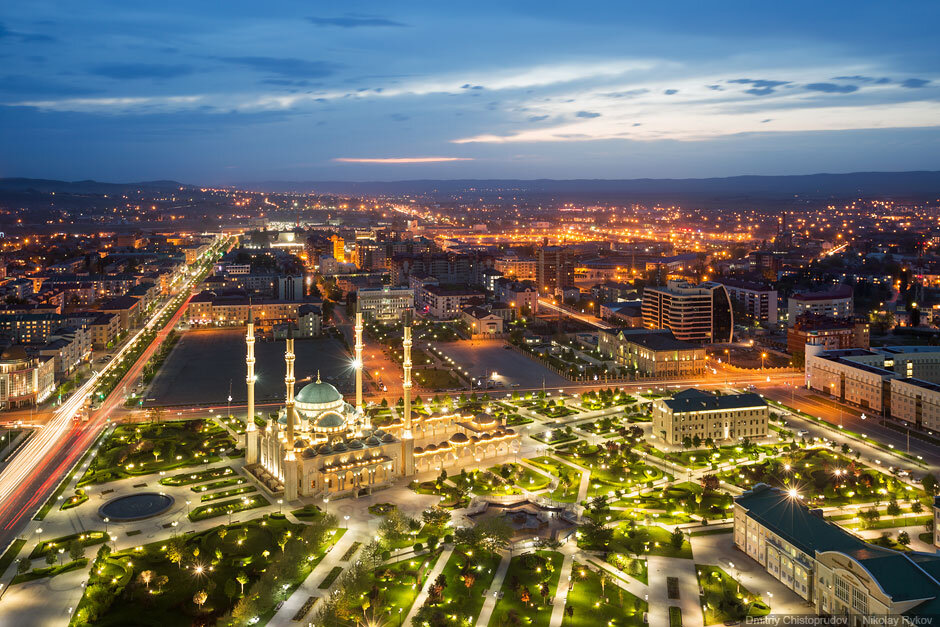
0, 267, 206, 551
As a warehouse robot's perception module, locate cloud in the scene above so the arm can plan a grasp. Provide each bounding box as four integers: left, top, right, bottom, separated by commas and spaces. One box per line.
220, 56, 338, 78
664, 89, 679, 95
0, 21, 56, 44
901, 78, 930, 88
834, 75, 890, 84
602, 89, 649, 99
388, 113, 410, 121
805, 82, 858, 93
306, 15, 407, 28
761, 118, 772, 123
528, 115, 549, 122
90, 63, 194, 80
575, 110, 601, 118
334, 157, 473, 164
727, 78, 790, 96
706, 84, 724, 91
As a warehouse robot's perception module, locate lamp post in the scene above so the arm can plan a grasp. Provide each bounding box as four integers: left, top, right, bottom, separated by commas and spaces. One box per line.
277, 499, 283, 514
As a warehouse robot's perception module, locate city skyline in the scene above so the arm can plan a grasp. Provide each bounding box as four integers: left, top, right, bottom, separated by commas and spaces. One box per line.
1, 1, 939, 182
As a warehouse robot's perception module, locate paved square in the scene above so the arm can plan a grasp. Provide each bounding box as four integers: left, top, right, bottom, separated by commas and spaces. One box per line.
148, 329, 354, 405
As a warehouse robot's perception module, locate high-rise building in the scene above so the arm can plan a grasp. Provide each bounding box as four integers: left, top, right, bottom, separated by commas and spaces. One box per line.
536, 245, 574, 292
641, 280, 734, 343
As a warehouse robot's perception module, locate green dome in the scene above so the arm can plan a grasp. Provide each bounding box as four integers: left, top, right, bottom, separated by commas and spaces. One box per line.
315, 412, 346, 430
296, 380, 342, 405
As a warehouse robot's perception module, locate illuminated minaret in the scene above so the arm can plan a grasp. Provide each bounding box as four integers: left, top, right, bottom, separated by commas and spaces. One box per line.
401, 311, 415, 475
354, 309, 364, 412
245, 309, 258, 465
283, 326, 298, 500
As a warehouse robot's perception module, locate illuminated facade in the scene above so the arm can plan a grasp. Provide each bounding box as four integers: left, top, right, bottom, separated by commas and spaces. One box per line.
244, 310, 519, 500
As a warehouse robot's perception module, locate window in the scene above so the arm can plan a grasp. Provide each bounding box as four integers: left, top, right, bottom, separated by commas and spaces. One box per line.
834, 576, 850, 604
852, 587, 868, 615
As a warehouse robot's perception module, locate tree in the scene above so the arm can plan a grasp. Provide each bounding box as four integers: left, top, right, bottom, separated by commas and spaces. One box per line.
422, 507, 451, 529
898, 531, 911, 547
193, 589, 208, 611
476, 517, 513, 553
464, 573, 476, 589
236, 571, 249, 595
428, 573, 446, 604
670, 528, 685, 549
45, 553, 56, 566
138, 570, 154, 589
278, 530, 291, 553
923, 474, 938, 497
68, 540, 85, 562
540, 582, 550, 605
520, 586, 531, 604
166, 536, 185, 569
16, 558, 29, 575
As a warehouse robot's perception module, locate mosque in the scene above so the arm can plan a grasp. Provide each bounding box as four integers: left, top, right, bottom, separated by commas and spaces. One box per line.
243, 310, 520, 501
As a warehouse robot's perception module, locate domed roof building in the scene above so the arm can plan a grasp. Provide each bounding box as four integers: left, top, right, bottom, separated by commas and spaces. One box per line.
244, 310, 519, 502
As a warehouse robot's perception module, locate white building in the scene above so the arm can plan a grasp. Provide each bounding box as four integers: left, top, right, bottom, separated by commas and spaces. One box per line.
787, 284, 853, 322
356, 286, 415, 322
641, 280, 734, 343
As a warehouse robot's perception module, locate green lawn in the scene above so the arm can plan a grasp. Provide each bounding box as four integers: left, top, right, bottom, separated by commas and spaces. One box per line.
372, 551, 443, 618
524, 457, 581, 502
159, 466, 235, 487
413, 547, 502, 626
696, 565, 770, 625
79, 420, 236, 486
556, 441, 669, 498
200, 485, 256, 502
606, 554, 649, 585
564, 561, 647, 626
580, 524, 693, 559
70, 514, 341, 626
30, 530, 107, 559
489, 551, 564, 627
717, 448, 922, 507
188, 494, 270, 521
454, 463, 553, 496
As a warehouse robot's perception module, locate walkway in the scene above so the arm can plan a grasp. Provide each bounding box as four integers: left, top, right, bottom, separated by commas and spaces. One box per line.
269, 530, 361, 626
402, 544, 454, 626
548, 552, 574, 627
646, 556, 703, 627
476, 551, 511, 626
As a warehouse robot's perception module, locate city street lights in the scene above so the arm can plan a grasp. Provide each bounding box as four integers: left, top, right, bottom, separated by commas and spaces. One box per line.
761, 353, 767, 370
344, 515, 350, 529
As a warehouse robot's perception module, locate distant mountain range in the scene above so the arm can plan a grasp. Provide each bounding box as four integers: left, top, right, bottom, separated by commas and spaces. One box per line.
0, 178, 185, 194
245, 171, 940, 199
3, 171, 940, 202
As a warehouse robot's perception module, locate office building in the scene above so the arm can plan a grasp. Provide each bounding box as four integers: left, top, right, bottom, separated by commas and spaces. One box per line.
735, 483, 940, 616
597, 328, 706, 378
356, 286, 415, 322
652, 388, 768, 445
641, 280, 734, 343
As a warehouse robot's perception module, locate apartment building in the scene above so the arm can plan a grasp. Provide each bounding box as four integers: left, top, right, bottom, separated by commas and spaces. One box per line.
715, 277, 778, 324
787, 284, 853, 322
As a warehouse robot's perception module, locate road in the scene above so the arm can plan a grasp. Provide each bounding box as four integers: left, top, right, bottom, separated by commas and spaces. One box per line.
0, 284, 200, 552
537, 298, 614, 329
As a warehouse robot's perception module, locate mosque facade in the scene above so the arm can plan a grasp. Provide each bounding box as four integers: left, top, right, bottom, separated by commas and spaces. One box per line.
243, 310, 520, 500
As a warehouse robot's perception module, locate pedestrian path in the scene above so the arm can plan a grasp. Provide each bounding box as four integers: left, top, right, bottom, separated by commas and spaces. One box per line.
646, 555, 703, 627
476, 551, 511, 627
269, 530, 361, 626
578, 552, 649, 598
548, 553, 574, 627
402, 544, 454, 626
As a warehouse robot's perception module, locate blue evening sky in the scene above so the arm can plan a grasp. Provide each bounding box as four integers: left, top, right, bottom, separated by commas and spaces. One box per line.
0, 1, 938, 183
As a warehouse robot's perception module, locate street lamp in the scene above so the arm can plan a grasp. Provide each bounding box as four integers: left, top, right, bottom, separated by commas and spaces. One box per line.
277, 498, 283, 514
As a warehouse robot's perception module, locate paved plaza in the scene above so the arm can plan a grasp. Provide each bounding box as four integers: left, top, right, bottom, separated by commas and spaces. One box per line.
148, 329, 354, 406
432, 339, 569, 390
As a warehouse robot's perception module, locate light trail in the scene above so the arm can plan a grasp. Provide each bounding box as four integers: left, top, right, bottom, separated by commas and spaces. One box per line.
537, 298, 615, 329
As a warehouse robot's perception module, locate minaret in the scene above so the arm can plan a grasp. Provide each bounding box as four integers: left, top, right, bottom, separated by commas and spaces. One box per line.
401, 311, 415, 475
283, 326, 298, 500
245, 309, 258, 465
354, 309, 364, 412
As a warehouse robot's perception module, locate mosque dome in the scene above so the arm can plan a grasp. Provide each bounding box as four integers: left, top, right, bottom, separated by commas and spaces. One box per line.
348, 439, 364, 450
366, 435, 382, 447
474, 412, 496, 425
449, 432, 469, 444
296, 379, 342, 406
301, 447, 318, 459
315, 412, 346, 431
